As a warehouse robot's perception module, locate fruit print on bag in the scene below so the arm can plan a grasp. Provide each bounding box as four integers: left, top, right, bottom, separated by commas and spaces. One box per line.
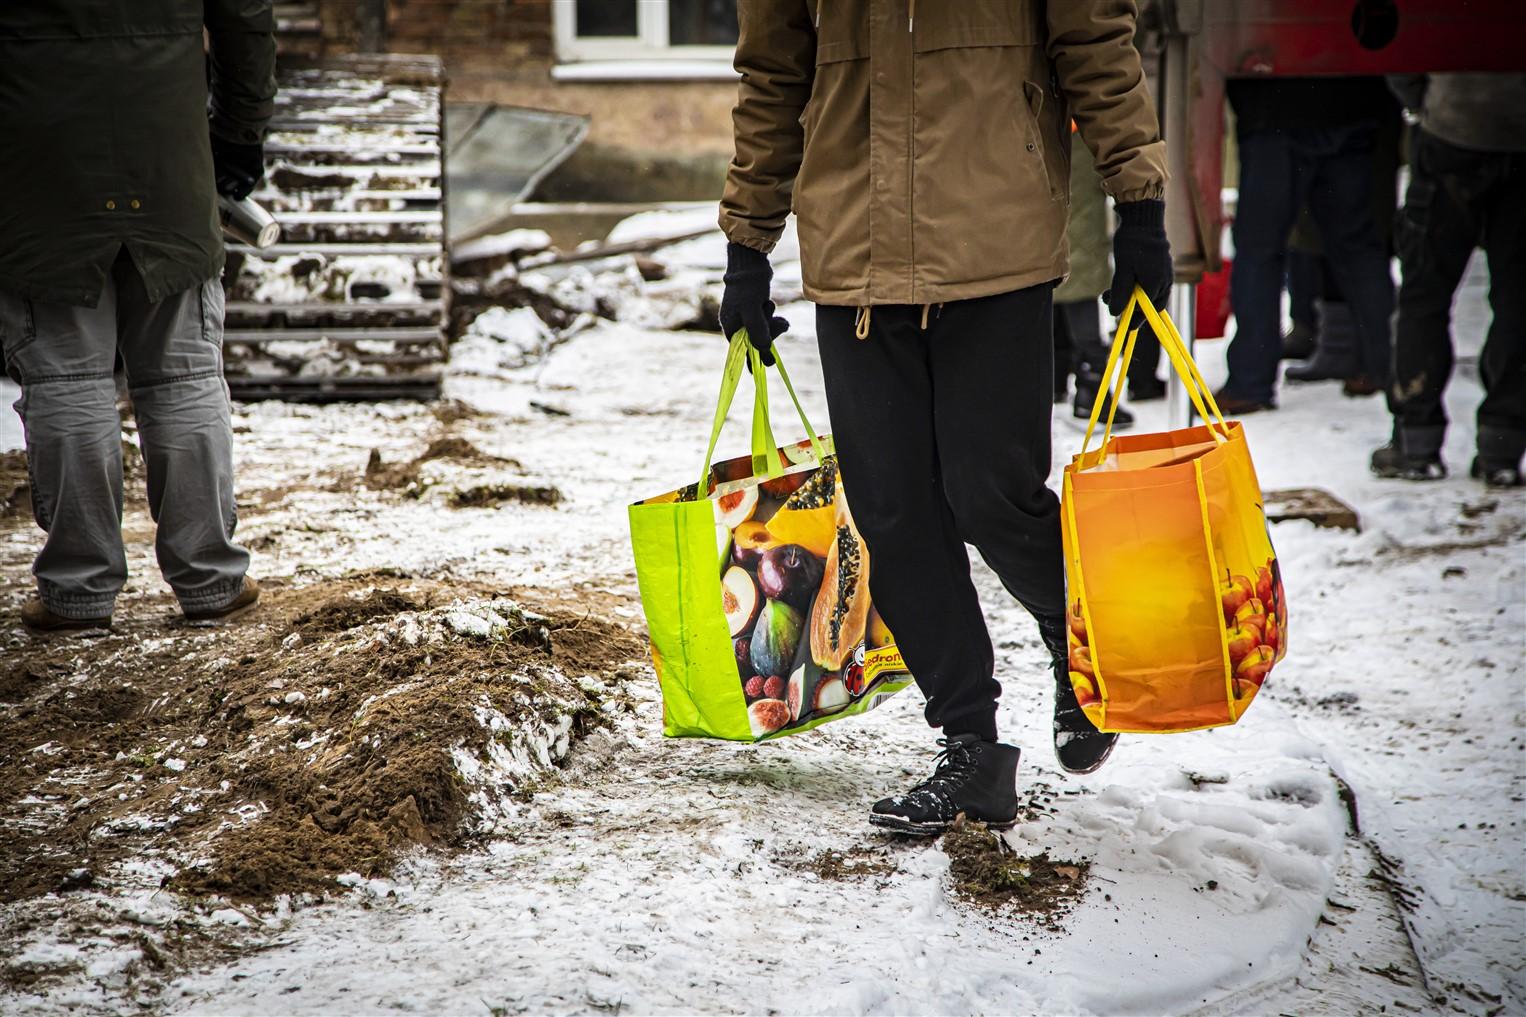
1219, 555, 1288, 702
1065, 599, 1100, 715
709, 451, 905, 739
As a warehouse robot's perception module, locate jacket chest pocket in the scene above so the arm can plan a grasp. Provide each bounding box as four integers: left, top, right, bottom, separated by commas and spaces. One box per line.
911, 1, 1057, 200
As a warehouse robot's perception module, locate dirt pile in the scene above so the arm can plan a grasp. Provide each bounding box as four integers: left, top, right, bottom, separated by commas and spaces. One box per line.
0, 449, 28, 519
364, 436, 518, 493
942, 819, 1091, 923
362, 436, 561, 508
0, 574, 644, 905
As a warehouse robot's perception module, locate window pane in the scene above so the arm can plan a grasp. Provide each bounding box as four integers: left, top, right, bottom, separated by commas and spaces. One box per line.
668, 0, 738, 45
576, 0, 637, 37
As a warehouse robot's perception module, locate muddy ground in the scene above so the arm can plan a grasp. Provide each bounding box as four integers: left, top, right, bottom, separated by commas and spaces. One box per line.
0, 399, 1098, 1004
0, 571, 642, 908
0, 407, 642, 921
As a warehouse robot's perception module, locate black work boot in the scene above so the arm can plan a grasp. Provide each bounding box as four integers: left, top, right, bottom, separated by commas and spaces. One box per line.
1371, 425, 1446, 481
1285, 300, 1359, 383
1472, 457, 1523, 488
1280, 319, 1318, 361
1038, 614, 1118, 775
1073, 378, 1135, 431
1128, 374, 1167, 402
869, 735, 1020, 836
1473, 425, 1526, 488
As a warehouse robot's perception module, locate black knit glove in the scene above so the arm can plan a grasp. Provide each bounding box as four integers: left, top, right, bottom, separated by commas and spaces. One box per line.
210, 135, 265, 201
719, 242, 788, 368
1106, 199, 1172, 317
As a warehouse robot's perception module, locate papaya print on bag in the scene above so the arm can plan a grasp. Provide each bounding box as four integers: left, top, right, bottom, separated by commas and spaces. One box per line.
630, 334, 913, 742
706, 449, 909, 738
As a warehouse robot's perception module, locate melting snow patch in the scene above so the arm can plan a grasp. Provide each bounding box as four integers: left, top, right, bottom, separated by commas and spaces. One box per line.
451, 306, 557, 376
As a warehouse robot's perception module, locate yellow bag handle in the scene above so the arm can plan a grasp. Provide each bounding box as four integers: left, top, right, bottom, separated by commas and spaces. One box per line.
1079, 287, 1231, 459
1138, 294, 1230, 437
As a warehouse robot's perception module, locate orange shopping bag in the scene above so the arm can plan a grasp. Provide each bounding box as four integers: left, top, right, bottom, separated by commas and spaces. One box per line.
1060, 289, 1288, 734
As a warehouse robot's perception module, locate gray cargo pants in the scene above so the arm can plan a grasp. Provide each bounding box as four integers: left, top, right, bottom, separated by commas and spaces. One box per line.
0, 253, 249, 619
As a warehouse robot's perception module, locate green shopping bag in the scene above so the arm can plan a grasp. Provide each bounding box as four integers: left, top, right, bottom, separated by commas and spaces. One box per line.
629, 333, 914, 740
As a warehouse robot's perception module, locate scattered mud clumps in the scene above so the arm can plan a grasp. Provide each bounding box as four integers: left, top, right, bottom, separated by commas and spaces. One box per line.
364, 436, 519, 494
943, 819, 1090, 920
799, 845, 898, 882
449, 482, 561, 508
430, 399, 484, 426
0, 575, 645, 905
364, 436, 551, 510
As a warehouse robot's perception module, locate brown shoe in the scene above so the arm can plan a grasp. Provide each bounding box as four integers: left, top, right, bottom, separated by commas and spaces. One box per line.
20, 599, 112, 632
1342, 375, 1382, 397
183, 577, 261, 621
1212, 387, 1277, 416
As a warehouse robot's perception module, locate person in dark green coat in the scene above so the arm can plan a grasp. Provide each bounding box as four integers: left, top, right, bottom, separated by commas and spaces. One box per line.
0, 0, 276, 631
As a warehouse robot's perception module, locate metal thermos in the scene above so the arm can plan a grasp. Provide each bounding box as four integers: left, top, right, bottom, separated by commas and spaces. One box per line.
218, 195, 281, 249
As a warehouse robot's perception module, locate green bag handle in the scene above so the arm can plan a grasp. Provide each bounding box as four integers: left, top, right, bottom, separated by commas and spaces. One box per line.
696, 331, 828, 497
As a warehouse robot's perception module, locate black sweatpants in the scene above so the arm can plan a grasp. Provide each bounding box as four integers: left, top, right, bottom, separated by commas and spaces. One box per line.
1392, 129, 1526, 460
816, 286, 1064, 744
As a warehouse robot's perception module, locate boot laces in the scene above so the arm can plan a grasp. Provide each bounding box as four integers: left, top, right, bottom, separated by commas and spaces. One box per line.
891, 732, 976, 812
910, 737, 979, 801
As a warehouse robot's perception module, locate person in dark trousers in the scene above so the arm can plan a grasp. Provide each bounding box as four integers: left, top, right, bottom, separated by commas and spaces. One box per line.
0, 1, 275, 631
1053, 127, 1165, 427
1217, 76, 1399, 413
1282, 247, 1323, 361
719, 0, 1171, 835
1372, 73, 1526, 487
1283, 102, 1403, 384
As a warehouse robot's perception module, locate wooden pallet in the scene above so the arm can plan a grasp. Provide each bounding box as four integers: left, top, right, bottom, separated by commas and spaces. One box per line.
222, 53, 448, 402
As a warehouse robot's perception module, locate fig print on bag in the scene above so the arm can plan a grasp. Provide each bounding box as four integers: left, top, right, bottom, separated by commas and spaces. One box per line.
629, 334, 913, 742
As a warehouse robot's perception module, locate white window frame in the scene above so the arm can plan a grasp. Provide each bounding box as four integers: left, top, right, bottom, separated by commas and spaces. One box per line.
551, 0, 737, 80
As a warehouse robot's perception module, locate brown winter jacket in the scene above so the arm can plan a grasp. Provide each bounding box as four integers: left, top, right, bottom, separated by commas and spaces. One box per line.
719, 0, 1168, 307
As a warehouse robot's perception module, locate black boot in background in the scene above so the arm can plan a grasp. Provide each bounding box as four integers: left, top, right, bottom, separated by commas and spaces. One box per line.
1286, 299, 1360, 383
1063, 298, 1136, 428
1473, 425, 1526, 488
1038, 614, 1119, 775
1280, 318, 1318, 361
1126, 319, 1167, 401
1370, 424, 1447, 481
869, 735, 1021, 836
1073, 376, 1135, 429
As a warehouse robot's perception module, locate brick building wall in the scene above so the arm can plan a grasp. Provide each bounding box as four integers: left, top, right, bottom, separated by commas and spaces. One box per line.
310, 0, 737, 190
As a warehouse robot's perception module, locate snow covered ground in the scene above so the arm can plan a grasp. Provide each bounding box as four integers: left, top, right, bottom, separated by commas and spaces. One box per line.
1, 237, 1520, 1015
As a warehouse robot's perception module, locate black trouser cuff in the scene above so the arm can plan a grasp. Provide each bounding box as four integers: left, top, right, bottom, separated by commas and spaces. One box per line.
943, 712, 999, 744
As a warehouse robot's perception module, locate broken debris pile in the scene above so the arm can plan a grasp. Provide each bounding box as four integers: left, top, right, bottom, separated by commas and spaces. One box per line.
0, 577, 644, 905
448, 211, 743, 375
